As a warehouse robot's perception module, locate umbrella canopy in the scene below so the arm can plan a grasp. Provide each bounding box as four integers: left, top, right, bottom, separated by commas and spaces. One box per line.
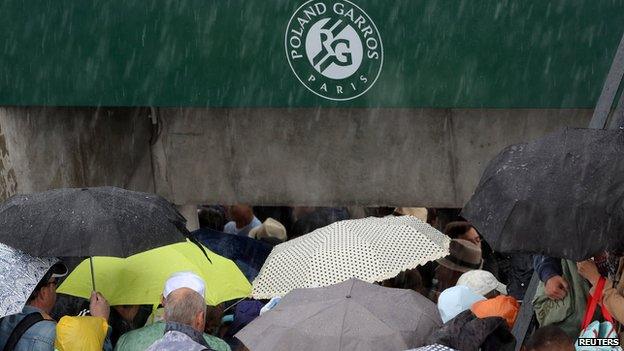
462, 128, 624, 260
0, 243, 59, 318
193, 228, 272, 281
236, 278, 442, 351
0, 187, 188, 257
57, 241, 251, 306
252, 216, 450, 299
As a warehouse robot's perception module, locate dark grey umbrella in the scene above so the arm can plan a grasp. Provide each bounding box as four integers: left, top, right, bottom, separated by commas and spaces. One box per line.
0, 187, 188, 257
462, 128, 624, 261
235, 278, 442, 351
0, 187, 190, 291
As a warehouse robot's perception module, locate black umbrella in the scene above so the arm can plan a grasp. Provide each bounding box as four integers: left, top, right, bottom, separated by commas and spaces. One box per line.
0, 187, 190, 289
462, 128, 624, 261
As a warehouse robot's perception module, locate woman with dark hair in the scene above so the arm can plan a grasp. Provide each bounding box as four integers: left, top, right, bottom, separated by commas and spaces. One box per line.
444, 221, 481, 246
444, 221, 502, 283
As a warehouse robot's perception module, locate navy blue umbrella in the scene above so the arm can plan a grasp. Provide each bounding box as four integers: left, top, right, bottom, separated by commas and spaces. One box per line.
192, 228, 272, 281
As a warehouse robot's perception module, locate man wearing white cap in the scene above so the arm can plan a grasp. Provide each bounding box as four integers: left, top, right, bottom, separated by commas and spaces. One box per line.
146, 272, 214, 351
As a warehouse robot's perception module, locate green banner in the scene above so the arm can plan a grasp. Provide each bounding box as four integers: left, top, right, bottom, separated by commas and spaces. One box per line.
0, 0, 622, 107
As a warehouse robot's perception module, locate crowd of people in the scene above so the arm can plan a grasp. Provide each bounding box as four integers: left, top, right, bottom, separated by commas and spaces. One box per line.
203, 205, 624, 350
0, 204, 622, 350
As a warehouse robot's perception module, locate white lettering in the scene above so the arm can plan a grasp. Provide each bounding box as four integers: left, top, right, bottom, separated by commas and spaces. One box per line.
291, 28, 303, 37
297, 16, 309, 28
366, 37, 378, 50
290, 36, 302, 49
344, 8, 354, 21
303, 7, 316, 20
320, 83, 327, 92
354, 15, 366, 29
333, 2, 344, 15
314, 2, 326, 15
362, 25, 373, 38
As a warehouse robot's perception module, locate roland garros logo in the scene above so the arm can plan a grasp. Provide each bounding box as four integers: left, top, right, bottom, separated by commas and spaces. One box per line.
285, 0, 383, 101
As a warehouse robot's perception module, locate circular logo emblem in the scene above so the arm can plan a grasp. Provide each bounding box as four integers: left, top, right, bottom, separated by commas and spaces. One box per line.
285, 0, 383, 101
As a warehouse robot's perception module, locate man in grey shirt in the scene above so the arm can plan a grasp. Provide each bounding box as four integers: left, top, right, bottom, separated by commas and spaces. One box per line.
223, 205, 261, 237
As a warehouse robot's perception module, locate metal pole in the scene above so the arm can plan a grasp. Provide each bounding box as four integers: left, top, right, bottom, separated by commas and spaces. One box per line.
512, 273, 539, 351
589, 32, 624, 129
608, 89, 624, 129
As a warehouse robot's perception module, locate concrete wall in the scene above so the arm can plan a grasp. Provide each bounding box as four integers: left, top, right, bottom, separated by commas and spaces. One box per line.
0, 119, 17, 199
0, 107, 592, 207
0, 107, 154, 197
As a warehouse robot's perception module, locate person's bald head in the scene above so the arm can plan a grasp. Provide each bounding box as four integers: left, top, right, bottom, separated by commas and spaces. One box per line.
163, 288, 207, 332
229, 205, 254, 225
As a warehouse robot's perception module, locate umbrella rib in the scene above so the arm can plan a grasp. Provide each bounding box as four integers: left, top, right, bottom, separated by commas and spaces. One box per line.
92, 192, 128, 257
286, 299, 345, 329
351, 297, 417, 333
189, 237, 212, 264
493, 201, 519, 254
37, 218, 56, 257
338, 293, 352, 351
337, 306, 348, 351
336, 297, 408, 350
110, 198, 129, 257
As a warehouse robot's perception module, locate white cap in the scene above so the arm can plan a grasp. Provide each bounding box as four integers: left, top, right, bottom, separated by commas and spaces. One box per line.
163, 271, 206, 299
437, 285, 486, 323
457, 270, 507, 296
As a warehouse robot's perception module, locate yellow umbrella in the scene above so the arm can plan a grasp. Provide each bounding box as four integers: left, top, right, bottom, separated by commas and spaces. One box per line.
58, 241, 251, 306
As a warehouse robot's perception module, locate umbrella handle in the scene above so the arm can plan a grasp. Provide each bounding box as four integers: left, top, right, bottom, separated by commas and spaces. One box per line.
89, 256, 96, 292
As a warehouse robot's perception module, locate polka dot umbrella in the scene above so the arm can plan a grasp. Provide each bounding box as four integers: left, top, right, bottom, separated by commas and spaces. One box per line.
251, 216, 450, 299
